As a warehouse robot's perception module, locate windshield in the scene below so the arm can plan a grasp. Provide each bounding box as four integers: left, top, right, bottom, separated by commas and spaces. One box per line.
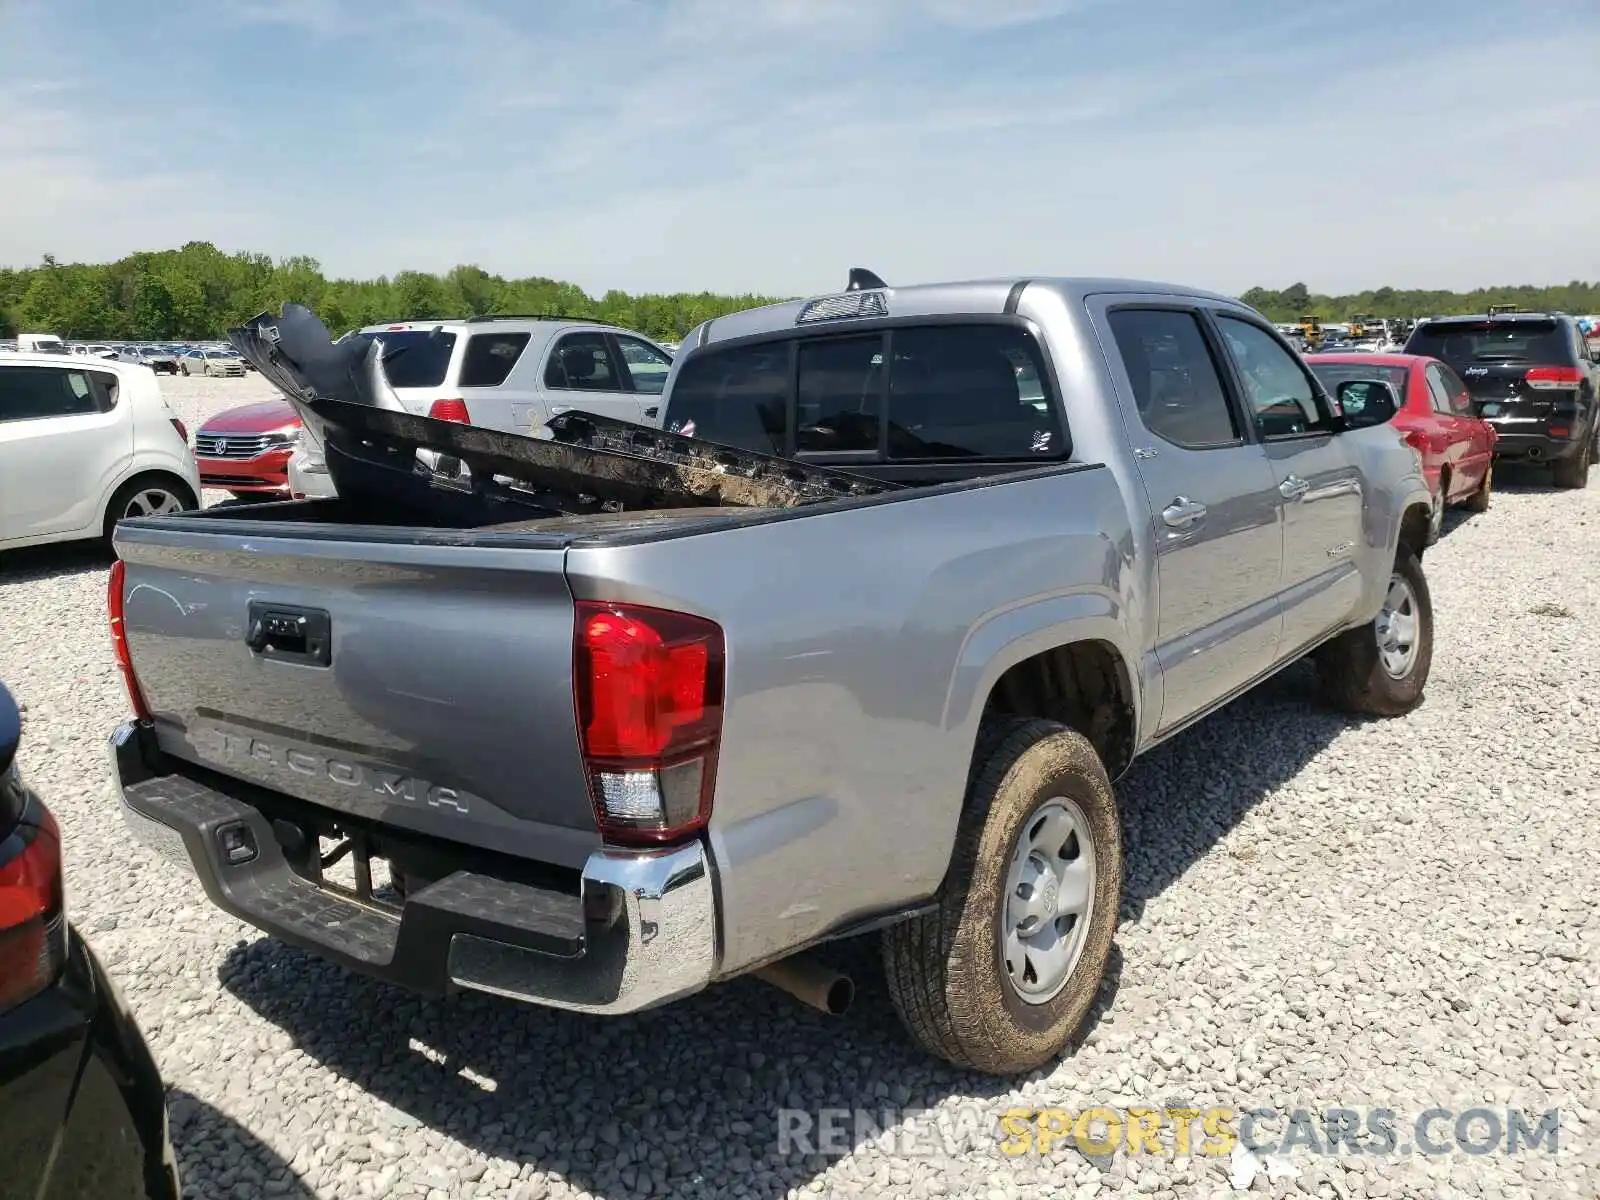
1407, 320, 1569, 364
359, 329, 459, 388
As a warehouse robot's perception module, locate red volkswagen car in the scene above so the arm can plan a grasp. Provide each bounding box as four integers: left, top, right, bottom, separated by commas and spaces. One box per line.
192, 400, 301, 498
1307, 352, 1496, 519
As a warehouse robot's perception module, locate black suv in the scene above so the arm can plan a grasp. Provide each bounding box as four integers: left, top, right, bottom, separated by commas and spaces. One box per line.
1404, 311, 1599, 488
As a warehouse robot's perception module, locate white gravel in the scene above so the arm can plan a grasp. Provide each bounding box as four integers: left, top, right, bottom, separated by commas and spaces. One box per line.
1, 374, 1596, 1199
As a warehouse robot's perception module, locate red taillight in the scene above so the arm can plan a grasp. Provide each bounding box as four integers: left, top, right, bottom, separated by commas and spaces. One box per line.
1525, 366, 1582, 390
0, 803, 66, 1014
573, 601, 724, 846
428, 399, 471, 423
1548, 425, 1571, 439
170, 417, 188, 443
1402, 429, 1427, 453
108, 560, 152, 722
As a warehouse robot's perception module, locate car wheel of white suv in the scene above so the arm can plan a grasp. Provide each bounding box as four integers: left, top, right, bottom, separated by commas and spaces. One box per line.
103, 474, 196, 546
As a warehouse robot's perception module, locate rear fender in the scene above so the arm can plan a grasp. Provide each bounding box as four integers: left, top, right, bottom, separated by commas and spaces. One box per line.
943, 592, 1142, 770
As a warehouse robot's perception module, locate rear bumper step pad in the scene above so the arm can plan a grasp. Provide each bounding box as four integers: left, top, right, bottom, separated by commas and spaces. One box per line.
108, 721, 717, 1014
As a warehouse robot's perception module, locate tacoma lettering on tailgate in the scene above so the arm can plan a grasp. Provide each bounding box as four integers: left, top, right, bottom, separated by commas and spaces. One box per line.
191, 725, 470, 814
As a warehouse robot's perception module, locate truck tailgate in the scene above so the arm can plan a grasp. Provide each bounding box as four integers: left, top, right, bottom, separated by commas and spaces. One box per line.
114, 524, 600, 869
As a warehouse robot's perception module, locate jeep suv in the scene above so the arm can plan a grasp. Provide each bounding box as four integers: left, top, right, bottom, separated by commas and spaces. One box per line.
1403, 311, 1598, 488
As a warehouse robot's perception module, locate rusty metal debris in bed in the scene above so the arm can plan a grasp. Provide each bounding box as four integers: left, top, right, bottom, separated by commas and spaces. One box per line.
227, 304, 900, 514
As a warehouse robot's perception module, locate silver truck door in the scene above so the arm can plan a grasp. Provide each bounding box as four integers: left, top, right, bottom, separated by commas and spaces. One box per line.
1098, 304, 1285, 731
1209, 313, 1366, 656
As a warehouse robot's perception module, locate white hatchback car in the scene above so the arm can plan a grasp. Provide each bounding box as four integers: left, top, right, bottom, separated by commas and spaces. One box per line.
0, 355, 201, 551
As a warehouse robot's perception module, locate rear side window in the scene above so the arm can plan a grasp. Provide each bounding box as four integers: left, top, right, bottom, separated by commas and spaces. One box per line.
0, 366, 106, 422
1424, 364, 1455, 414
1435, 363, 1473, 414
664, 324, 1064, 460
796, 337, 881, 452
366, 330, 459, 388
665, 342, 788, 454
1107, 309, 1239, 449
459, 332, 530, 387
887, 326, 1061, 459
614, 336, 672, 396
544, 333, 620, 391
1406, 321, 1572, 366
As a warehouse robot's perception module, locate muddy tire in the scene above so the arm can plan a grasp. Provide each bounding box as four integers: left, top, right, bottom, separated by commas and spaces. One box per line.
1315, 549, 1432, 716
1551, 440, 1590, 490
1463, 462, 1492, 513
882, 718, 1122, 1076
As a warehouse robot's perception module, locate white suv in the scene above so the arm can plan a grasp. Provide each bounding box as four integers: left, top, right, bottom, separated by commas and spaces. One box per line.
0, 355, 201, 551
286, 316, 675, 498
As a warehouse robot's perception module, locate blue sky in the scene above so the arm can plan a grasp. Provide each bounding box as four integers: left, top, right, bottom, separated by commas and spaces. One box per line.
3, 0, 1598, 297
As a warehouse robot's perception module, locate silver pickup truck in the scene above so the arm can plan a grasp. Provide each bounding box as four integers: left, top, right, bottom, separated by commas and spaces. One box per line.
106, 277, 1435, 1075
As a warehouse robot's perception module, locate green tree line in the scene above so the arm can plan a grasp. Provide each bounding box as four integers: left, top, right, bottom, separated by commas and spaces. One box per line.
1238, 281, 1600, 324
0, 243, 784, 343
5, 246, 1600, 342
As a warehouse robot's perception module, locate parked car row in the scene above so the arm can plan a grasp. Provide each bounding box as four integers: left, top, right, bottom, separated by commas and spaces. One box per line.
196, 315, 677, 499
0, 338, 256, 378
1401, 310, 1598, 489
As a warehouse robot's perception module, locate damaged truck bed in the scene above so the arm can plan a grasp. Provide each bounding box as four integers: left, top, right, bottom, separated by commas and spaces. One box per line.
225, 303, 898, 531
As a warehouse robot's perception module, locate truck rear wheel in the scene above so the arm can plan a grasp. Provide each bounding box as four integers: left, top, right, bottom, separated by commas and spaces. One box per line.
1314, 548, 1432, 716
882, 718, 1121, 1076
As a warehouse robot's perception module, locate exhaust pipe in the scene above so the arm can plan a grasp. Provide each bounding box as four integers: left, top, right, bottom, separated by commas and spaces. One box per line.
753, 955, 855, 1015
1527, 445, 1543, 460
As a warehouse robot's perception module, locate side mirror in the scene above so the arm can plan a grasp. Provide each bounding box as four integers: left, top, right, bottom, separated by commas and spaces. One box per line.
0, 682, 20, 779
1335, 379, 1399, 429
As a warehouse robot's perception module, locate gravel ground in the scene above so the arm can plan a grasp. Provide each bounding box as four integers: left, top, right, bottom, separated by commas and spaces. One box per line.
1, 374, 1596, 1199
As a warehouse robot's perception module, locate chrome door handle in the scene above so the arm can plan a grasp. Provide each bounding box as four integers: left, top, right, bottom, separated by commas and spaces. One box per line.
1161, 497, 1207, 529
1279, 474, 1310, 500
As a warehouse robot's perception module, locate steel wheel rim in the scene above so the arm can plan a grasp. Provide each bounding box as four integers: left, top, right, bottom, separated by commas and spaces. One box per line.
124, 488, 184, 518
1375, 571, 1420, 679
1001, 797, 1096, 1004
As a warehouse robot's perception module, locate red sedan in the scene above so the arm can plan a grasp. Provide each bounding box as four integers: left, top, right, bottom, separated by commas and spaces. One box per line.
192, 399, 302, 498
1307, 352, 1496, 516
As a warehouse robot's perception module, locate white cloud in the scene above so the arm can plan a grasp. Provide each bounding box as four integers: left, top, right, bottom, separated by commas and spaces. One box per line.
2, 1, 1598, 297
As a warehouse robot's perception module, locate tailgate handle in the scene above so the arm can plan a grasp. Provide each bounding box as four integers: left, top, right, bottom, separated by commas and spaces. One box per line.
246, 602, 332, 666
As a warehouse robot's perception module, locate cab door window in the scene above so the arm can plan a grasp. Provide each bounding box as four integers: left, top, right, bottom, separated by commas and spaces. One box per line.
1106, 309, 1241, 449
1215, 316, 1335, 439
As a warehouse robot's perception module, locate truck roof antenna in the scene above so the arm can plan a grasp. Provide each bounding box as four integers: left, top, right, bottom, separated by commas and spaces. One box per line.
847, 268, 888, 292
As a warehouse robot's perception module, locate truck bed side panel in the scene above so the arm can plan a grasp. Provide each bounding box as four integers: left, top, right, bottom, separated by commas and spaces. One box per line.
563, 465, 1141, 975
115, 530, 600, 869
